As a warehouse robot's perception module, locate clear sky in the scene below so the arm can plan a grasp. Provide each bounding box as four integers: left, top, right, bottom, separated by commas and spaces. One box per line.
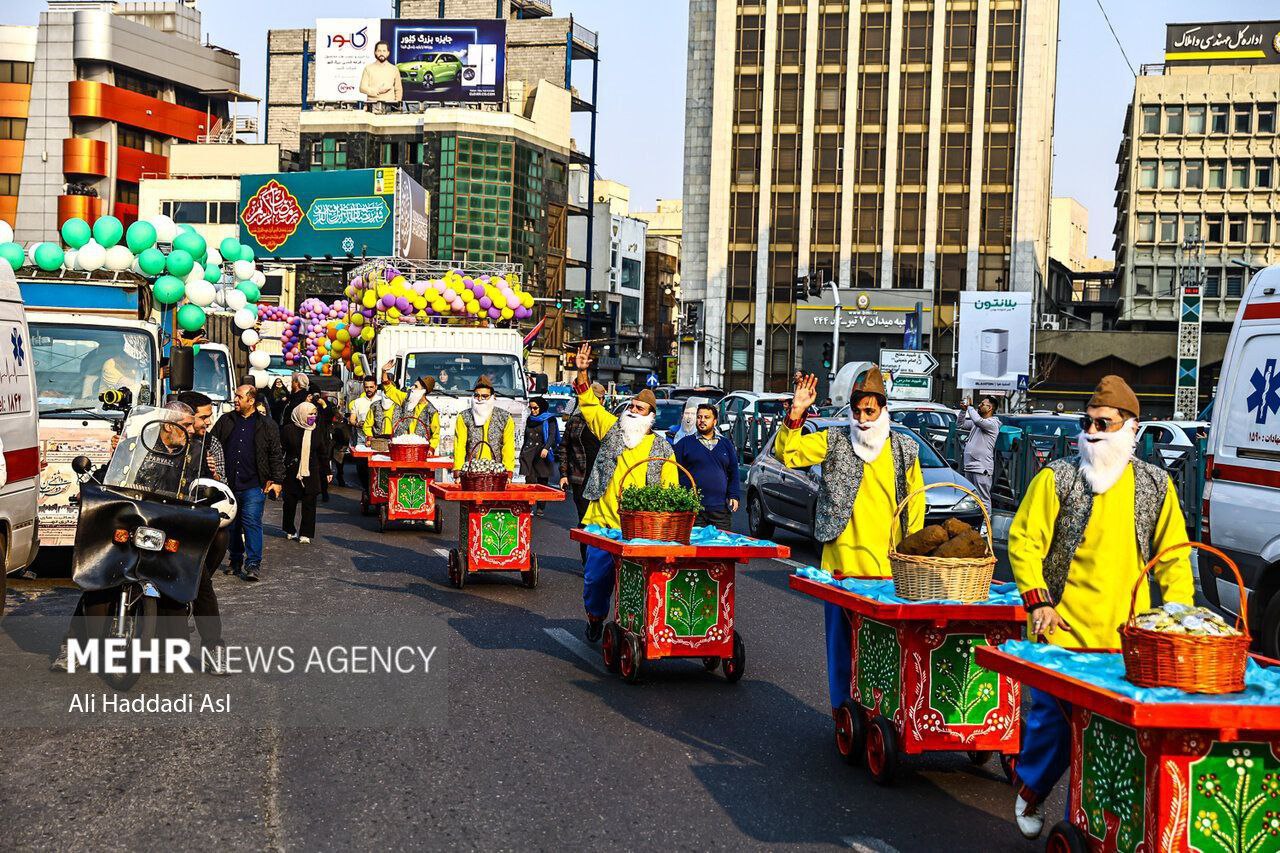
4, 1, 1276, 247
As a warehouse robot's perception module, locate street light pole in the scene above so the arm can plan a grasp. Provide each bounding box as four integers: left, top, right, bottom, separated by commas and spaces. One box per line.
828, 271, 840, 382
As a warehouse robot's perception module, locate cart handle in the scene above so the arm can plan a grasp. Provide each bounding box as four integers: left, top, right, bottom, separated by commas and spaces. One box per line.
613, 455, 700, 506
1125, 541, 1248, 638
890, 481, 994, 557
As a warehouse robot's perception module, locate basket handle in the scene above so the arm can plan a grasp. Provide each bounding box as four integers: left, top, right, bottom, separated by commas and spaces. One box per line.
1125, 542, 1248, 638
392, 414, 431, 437
890, 481, 994, 556
465, 439, 499, 464
613, 455, 699, 505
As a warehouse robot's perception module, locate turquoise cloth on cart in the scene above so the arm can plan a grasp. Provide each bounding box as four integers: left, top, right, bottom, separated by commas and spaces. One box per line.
584, 524, 777, 549
793, 565, 1023, 606
998, 639, 1280, 705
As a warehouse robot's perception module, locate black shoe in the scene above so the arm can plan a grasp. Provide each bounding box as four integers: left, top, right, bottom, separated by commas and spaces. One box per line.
584, 619, 604, 643
241, 564, 261, 582
225, 561, 242, 577
321, 494, 330, 503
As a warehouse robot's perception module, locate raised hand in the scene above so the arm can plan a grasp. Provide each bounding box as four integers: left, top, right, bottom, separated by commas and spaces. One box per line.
575, 342, 592, 372
792, 373, 818, 415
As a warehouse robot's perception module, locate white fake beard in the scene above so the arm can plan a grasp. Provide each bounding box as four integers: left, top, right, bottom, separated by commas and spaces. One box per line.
1078, 422, 1137, 494
620, 411, 655, 449
471, 398, 495, 423
408, 389, 425, 409
850, 408, 891, 463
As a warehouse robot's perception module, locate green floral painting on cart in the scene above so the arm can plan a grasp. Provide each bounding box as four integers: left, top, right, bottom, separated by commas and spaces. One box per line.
1080, 714, 1145, 852
928, 634, 998, 726
479, 509, 518, 557
1188, 741, 1280, 853
618, 561, 645, 634
397, 475, 426, 510
664, 569, 719, 638
856, 618, 900, 718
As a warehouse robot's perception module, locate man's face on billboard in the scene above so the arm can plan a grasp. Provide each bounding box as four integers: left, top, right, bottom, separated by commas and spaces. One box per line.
374, 43, 390, 63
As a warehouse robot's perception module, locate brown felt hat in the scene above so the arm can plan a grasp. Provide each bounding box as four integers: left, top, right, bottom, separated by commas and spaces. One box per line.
852, 366, 888, 403
1088, 374, 1140, 419
473, 375, 493, 392
420, 376, 436, 393
633, 388, 658, 411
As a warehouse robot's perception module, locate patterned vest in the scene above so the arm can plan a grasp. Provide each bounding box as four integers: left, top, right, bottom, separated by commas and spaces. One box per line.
395, 399, 437, 438
583, 426, 673, 503
813, 428, 918, 544
460, 407, 511, 464
1041, 457, 1168, 604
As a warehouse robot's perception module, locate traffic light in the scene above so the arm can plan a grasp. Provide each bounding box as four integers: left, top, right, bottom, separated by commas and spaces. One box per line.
795, 274, 809, 303
821, 341, 833, 370
554, 297, 564, 310
810, 271, 828, 299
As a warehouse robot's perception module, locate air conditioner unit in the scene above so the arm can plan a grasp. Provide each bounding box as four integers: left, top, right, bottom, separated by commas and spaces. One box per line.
1040, 313, 1060, 331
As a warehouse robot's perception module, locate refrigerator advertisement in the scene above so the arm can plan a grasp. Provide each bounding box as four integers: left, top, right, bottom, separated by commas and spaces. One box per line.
956, 292, 1033, 392
316, 18, 506, 104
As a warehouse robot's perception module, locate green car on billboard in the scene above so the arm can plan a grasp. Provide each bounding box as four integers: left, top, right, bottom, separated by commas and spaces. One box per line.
397, 53, 466, 89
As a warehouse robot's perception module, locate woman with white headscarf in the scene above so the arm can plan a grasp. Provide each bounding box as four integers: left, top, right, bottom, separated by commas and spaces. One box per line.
280, 401, 330, 543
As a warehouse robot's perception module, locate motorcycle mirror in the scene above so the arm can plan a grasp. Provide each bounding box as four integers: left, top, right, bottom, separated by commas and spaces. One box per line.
71, 455, 93, 475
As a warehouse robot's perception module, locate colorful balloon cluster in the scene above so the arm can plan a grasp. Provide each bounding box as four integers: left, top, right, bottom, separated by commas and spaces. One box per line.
292, 297, 355, 376
343, 265, 536, 326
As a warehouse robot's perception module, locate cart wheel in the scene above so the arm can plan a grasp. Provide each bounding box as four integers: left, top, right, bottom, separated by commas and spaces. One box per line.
601, 623, 622, 673
834, 700, 865, 766
701, 656, 720, 672
618, 634, 642, 683
378, 505, 388, 532
966, 750, 994, 767
1046, 821, 1088, 853
864, 716, 899, 786
360, 494, 370, 516
722, 631, 746, 683
429, 513, 443, 534
999, 753, 1017, 784
521, 554, 539, 589
447, 549, 465, 589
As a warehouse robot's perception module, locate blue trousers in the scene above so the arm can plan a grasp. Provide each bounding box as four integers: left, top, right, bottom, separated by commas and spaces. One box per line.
825, 602, 853, 709
229, 487, 265, 568
1017, 687, 1072, 802
583, 545, 615, 619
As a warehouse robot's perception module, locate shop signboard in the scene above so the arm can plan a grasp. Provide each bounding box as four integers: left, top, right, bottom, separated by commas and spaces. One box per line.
1165, 21, 1280, 66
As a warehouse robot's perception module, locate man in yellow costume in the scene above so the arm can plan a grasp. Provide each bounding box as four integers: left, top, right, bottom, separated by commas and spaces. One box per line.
775, 368, 924, 717
1009, 375, 1193, 839
347, 375, 395, 503
572, 343, 678, 642
453, 375, 515, 472
381, 366, 441, 448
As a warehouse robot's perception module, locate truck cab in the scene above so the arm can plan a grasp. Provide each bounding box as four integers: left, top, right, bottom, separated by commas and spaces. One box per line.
190, 342, 236, 415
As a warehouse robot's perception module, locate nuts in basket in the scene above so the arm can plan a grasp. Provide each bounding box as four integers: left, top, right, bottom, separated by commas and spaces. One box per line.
461, 457, 507, 475
1132, 602, 1241, 637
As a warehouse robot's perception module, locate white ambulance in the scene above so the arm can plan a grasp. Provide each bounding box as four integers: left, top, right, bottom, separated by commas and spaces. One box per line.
0, 264, 41, 617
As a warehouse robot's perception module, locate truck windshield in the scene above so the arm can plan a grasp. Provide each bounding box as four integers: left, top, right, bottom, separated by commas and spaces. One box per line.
193, 348, 232, 401
404, 352, 525, 397
31, 323, 156, 417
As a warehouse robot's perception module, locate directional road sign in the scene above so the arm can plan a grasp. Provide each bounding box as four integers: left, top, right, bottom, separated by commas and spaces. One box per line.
879, 349, 938, 376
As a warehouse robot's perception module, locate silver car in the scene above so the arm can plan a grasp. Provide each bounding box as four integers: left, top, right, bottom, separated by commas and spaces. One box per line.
744, 418, 985, 540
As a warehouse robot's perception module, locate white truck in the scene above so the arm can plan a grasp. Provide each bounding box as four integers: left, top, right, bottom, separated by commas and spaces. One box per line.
375, 325, 530, 460
191, 342, 236, 415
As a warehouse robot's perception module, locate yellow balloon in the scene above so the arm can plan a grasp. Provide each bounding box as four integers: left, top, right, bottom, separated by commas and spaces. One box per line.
492, 294, 507, 310
522, 293, 534, 308
387, 307, 400, 319
390, 275, 406, 290
362, 291, 377, 308
361, 325, 375, 341
337, 329, 350, 342
500, 307, 514, 320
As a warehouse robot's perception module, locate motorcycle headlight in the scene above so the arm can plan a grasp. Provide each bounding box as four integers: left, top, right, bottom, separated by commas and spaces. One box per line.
133, 526, 165, 552
953, 496, 979, 513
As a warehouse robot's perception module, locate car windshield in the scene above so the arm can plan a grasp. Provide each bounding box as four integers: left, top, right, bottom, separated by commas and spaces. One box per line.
891, 426, 947, 468
756, 399, 790, 417
544, 397, 573, 416
1181, 426, 1205, 443
31, 323, 156, 418
892, 410, 956, 430
1006, 416, 1080, 438
103, 406, 204, 501
193, 348, 231, 402
654, 401, 686, 431
405, 352, 525, 398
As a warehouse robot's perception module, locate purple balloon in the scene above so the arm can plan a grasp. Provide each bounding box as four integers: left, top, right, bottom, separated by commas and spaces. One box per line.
479, 296, 492, 310
487, 307, 501, 319
384, 267, 400, 280
395, 296, 411, 312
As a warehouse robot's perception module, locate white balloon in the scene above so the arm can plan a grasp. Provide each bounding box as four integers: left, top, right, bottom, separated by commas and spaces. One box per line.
185, 262, 205, 284
240, 329, 260, 347
186, 279, 217, 307
224, 288, 248, 311
0, 220, 11, 244
250, 270, 266, 287
233, 307, 256, 330
248, 368, 270, 389
233, 259, 254, 281
248, 350, 271, 370
104, 244, 134, 272
78, 241, 106, 271
63, 249, 79, 271
26, 243, 40, 263
205, 247, 222, 267
149, 214, 177, 244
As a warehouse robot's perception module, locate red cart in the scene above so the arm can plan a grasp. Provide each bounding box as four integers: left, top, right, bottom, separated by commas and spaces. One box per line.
430, 481, 564, 589
348, 445, 385, 516
977, 643, 1280, 853
367, 455, 452, 533
570, 529, 790, 684
790, 573, 1025, 785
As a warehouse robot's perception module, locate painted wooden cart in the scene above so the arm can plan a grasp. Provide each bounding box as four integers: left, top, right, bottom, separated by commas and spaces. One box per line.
977, 644, 1280, 853
571, 529, 790, 684
430, 481, 564, 589
348, 445, 384, 516
367, 455, 452, 533
790, 574, 1026, 785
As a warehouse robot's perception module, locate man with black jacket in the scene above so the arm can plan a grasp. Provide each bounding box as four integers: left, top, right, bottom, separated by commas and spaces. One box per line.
211, 384, 285, 582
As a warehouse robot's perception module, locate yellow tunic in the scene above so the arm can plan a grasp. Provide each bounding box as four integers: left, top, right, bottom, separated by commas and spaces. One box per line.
576, 384, 678, 529
1009, 465, 1194, 649
381, 383, 441, 448
453, 414, 516, 472
774, 424, 925, 577
349, 396, 394, 440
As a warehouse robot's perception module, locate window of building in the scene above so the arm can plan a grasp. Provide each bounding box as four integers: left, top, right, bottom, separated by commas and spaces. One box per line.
944, 69, 971, 125
984, 131, 1013, 184
1164, 105, 1183, 134
989, 7, 1020, 63
811, 190, 839, 244
945, 10, 976, 65
814, 133, 841, 183
899, 132, 925, 185
174, 87, 204, 112
1227, 270, 1244, 298
1182, 215, 1200, 241
734, 73, 762, 125
728, 250, 754, 302
816, 73, 843, 124
736, 14, 765, 66
771, 191, 797, 243
1210, 104, 1229, 134
769, 251, 796, 301
1234, 105, 1252, 134
773, 132, 800, 185
1257, 161, 1273, 188
1187, 104, 1207, 134
118, 126, 164, 154
1205, 269, 1220, 297
0, 118, 26, 140
1185, 161, 1203, 189
1206, 214, 1223, 242
1231, 161, 1249, 189
1138, 160, 1157, 189
986, 70, 1015, 125
730, 190, 758, 243
1161, 161, 1180, 189
1208, 160, 1226, 189
0, 61, 32, 84
896, 192, 924, 246
1259, 104, 1277, 134
855, 132, 883, 185
938, 192, 967, 245
818, 11, 848, 65
1252, 215, 1271, 243
1140, 106, 1160, 135
1228, 214, 1246, 242
732, 132, 759, 184
859, 72, 886, 125
903, 10, 931, 64
768, 326, 791, 380
380, 142, 395, 165
309, 137, 347, 171
980, 192, 1011, 247
730, 327, 750, 373
938, 252, 966, 291
941, 132, 970, 184
854, 193, 881, 244
114, 70, 164, 99
1136, 214, 1155, 242
775, 73, 801, 125
164, 201, 208, 224
115, 182, 139, 206
1133, 267, 1153, 295
900, 72, 929, 125
621, 293, 640, 326
0, 175, 20, 195
1158, 214, 1177, 242
1156, 268, 1176, 296
778, 12, 805, 66
860, 12, 888, 65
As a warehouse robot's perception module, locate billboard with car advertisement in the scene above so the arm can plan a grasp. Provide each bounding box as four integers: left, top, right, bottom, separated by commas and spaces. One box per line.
956, 292, 1033, 393
239, 168, 430, 260
316, 18, 506, 104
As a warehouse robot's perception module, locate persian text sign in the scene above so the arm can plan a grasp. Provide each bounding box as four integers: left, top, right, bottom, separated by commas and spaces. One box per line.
307, 197, 390, 231
240, 180, 304, 253
1165, 21, 1280, 65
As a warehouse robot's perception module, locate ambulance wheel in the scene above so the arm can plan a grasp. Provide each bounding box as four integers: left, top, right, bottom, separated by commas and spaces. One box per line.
448, 549, 465, 589
865, 715, 899, 786
1046, 821, 1088, 853
601, 623, 622, 673
618, 634, 642, 683
702, 656, 721, 672
967, 750, 994, 767
521, 554, 539, 589
834, 700, 865, 766
999, 753, 1017, 784
722, 631, 746, 683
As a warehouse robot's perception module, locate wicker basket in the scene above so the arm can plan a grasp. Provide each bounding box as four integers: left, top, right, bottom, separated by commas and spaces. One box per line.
458, 440, 510, 492
615, 456, 698, 544
888, 482, 996, 602
368, 436, 390, 454
1120, 542, 1249, 694
389, 415, 432, 464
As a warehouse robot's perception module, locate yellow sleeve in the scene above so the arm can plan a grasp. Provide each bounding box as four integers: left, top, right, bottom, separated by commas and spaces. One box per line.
577, 384, 617, 440
905, 458, 925, 535
430, 411, 441, 450
453, 416, 468, 470
773, 423, 829, 468
382, 383, 407, 406
503, 418, 515, 472
662, 454, 679, 486
1009, 468, 1058, 597
1150, 477, 1194, 606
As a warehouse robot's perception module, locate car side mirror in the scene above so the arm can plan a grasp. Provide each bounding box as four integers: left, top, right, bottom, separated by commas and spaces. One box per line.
717, 423, 730, 434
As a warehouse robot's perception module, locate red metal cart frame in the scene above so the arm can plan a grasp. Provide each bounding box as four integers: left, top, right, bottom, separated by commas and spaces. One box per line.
430, 482, 564, 589
571, 529, 790, 684
976, 645, 1280, 853
348, 446, 386, 516
791, 574, 1026, 785
367, 455, 452, 533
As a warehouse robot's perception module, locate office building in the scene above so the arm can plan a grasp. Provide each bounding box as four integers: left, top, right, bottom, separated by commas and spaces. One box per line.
634, 200, 683, 383
1049, 196, 1088, 272
682, 0, 1059, 392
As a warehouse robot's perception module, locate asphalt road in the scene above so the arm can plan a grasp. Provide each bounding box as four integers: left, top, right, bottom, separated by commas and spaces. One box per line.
0, 479, 1056, 852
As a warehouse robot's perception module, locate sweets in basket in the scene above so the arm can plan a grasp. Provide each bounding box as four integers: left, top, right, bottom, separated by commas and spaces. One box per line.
389, 415, 432, 463
888, 482, 995, 602
458, 441, 510, 492
1120, 542, 1250, 694
616, 456, 700, 544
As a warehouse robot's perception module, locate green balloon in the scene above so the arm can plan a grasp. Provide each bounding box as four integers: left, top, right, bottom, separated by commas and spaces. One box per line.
61, 218, 91, 249
177, 303, 206, 332
125, 220, 156, 253
236, 281, 261, 303
91, 215, 124, 249
236, 243, 255, 263
153, 275, 185, 305
165, 249, 194, 277
34, 243, 64, 272
219, 237, 240, 260
173, 230, 206, 259
0, 242, 22, 270
138, 247, 166, 276
193, 344, 201, 355
203, 262, 222, 283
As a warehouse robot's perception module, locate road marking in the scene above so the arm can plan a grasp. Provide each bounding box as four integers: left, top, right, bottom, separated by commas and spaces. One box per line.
543, 627, 609, 675
776, 557, 806, 569
430, 547, 450, 558
842, 836, 900, 853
